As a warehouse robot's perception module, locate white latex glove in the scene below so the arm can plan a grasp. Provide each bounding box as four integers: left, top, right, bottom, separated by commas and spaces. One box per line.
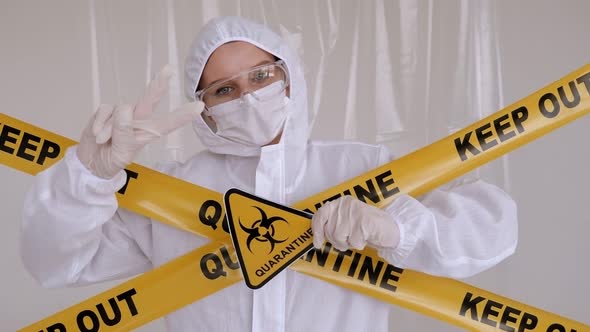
77, 65, 204, 179
312, 195, 400, 252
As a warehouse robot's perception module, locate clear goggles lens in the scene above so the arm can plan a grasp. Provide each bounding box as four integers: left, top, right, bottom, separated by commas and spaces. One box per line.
196, 60, 289, 108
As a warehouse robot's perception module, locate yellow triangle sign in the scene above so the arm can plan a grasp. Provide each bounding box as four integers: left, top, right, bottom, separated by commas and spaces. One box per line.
224, 188, 314, 289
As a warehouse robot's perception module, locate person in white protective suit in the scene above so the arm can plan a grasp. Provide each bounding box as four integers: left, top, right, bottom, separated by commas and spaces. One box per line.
21, 16, 518, 331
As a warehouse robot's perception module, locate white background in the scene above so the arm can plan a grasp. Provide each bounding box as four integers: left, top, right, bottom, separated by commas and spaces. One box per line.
0, 0, 588, 330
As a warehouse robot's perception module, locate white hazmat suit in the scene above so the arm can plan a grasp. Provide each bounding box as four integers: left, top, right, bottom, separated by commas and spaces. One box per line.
21, 16, 518, 332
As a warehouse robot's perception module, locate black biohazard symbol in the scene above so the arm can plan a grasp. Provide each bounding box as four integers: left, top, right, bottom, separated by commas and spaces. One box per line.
239, 206, 289, 254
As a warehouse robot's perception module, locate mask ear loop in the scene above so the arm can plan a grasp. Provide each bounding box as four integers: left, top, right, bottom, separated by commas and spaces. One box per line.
196, 88, 215, 130
202, 105, 212, 117
201, 106, 218, 132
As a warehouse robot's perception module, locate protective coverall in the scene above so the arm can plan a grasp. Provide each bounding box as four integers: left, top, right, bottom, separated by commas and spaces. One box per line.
21, 16, 518, 332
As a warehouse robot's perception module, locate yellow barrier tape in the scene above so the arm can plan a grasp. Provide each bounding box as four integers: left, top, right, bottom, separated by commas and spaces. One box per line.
295, 247, 587, 332
20, 242, 242, 332
2, 63, 588, 331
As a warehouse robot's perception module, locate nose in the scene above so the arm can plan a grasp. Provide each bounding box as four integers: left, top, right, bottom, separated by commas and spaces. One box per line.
232, 77, 255, 103
236, 90, 259, 106
235, 80, 259, 104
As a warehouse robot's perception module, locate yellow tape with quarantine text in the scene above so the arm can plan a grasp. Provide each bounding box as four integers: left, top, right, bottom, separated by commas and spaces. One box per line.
2, 63, 589, 331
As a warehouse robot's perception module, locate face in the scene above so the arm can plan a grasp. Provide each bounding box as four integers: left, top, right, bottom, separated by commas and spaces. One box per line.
199, 41, 286, 145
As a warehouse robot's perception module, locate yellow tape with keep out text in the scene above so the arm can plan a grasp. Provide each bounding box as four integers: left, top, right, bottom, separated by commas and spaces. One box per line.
1, 64, 589, 331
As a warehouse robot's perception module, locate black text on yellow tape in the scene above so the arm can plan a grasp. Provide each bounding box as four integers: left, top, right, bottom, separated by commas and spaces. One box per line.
22, 242, 243, 332
293, 246, 588, 331
4, 63, 590, 331
0, 120, 62, 172
458, 292, 582, 332
301, 243, 403, 292
37, 289, 138, 332
454, 72, 589, 163
454, 106, 528, 161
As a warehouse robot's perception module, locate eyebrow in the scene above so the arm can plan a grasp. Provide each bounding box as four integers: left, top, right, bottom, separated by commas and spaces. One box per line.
205, 60, 275, 87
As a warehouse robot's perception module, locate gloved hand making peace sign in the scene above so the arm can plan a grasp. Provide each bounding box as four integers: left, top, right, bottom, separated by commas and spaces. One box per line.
76, 65, 204, 179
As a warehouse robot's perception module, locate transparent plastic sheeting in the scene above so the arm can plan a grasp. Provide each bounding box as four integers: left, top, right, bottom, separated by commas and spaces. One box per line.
87, 0, 507, 187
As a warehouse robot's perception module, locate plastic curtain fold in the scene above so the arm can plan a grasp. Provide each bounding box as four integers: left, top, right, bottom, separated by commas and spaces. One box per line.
87, 0, 506, 181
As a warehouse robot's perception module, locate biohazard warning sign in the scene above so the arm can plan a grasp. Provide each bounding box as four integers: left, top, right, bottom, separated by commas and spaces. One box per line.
224, 188, 314, 289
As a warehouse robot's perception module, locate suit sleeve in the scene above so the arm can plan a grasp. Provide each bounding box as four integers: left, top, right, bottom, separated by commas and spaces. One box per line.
20, 147, 153, 287
375, 145, 518, 278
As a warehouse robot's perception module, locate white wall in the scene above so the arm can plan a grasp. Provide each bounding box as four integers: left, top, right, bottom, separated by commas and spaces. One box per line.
388, 1, 590, 330
0, 1, 588, 331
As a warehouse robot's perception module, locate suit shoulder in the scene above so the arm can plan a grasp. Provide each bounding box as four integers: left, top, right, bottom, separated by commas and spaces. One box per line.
308, 140, 384, 153
155, 150, 221, 178
307, 140, 391, 168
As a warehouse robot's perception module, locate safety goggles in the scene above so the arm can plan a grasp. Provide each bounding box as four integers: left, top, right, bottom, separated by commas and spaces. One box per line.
195, 60, 289, 108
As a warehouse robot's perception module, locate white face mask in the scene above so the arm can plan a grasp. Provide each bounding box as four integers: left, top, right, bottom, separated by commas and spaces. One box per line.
205, 82, 289, 146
